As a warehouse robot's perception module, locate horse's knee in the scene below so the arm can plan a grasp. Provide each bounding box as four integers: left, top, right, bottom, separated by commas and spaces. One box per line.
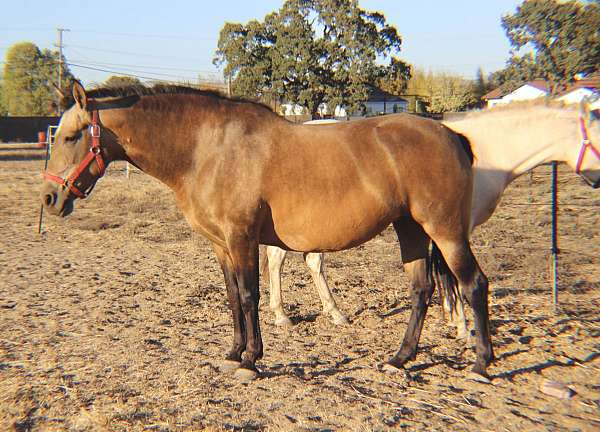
239, 288, 259, 312
304, 252, 323, 273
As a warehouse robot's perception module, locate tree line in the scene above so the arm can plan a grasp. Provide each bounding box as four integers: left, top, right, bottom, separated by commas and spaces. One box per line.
1, 0, 598, 117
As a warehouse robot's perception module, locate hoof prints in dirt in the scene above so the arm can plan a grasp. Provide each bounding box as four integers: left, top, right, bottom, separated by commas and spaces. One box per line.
1, 160, 599, 431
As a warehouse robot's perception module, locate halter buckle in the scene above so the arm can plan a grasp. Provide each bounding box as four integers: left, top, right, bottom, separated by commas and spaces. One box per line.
90, 123, 100, 138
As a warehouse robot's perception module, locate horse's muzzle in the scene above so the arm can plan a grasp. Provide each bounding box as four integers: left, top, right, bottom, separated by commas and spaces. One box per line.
40, 184, 74, 217
580, 170, 600, 189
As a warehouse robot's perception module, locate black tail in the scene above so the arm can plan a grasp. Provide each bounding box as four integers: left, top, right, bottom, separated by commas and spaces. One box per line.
456, 132, 474, 164
427, 132, 473, 317
427, 242, 460, 319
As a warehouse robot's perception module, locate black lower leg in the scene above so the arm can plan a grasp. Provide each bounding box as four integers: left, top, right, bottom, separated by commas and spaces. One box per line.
467, 271, 494, 375
213, 245, 246, 362
389, 260, 433, 368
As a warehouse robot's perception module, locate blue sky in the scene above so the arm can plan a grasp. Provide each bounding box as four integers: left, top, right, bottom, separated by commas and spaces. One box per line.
1, 0, 522, 86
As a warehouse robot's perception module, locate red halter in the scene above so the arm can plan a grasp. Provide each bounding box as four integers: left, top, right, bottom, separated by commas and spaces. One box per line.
575, 115, 600, 175
43, 109, 106, 199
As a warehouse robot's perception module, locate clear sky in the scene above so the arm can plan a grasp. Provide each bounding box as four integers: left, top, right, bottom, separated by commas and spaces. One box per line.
1, 0, 523, 86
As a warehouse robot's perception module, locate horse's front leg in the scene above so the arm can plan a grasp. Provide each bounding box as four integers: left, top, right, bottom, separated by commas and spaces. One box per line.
266, 246, 293, 326
228, 235, 262, 381
212, 243, 246, 372
303, 252, 348, 325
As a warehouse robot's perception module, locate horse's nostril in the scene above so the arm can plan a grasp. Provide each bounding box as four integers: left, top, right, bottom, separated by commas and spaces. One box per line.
45, 193, 57, 206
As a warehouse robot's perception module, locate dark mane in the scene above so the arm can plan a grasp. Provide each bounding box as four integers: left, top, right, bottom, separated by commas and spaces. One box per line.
61, 82, 274, 112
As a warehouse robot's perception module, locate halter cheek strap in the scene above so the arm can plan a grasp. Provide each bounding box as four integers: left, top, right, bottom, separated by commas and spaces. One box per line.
43, 109, 106, 199
575, 115, 600, 175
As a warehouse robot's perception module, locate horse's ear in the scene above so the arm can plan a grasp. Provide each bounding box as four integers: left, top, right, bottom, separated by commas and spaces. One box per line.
72, 80, 88, 111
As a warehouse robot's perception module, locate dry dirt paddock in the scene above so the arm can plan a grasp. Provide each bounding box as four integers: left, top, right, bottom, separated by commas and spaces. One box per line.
0, 143, 599, 431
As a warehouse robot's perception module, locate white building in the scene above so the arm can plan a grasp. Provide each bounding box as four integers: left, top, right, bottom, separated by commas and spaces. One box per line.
483, 72, 600, 110
557, 72, 600, 109
483, 80, 549, 108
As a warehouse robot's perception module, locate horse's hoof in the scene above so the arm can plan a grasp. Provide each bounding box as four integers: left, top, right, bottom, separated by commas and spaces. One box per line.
218, 360, 241, 373
467, 371, 492, 384
381, 362, 403, 374
331, 312, 349, 326
274, 315, 293, 327
234, 367, 259, 382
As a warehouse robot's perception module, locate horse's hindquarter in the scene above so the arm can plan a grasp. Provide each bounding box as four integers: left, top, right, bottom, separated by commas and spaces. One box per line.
261, 115, 472, 251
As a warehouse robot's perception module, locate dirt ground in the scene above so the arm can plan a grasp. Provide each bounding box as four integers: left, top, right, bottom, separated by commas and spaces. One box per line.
1, 143, 599, 431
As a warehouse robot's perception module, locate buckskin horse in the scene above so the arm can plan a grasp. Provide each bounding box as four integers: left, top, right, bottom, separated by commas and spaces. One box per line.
40, 81, 492, 382
263, 102, 600, 339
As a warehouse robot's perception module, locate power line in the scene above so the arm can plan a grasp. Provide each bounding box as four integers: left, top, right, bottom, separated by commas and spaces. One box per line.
66, 62, 195, 82
67, 29, 217, 42
65, 44, 209, 63
66, 58, 221, 75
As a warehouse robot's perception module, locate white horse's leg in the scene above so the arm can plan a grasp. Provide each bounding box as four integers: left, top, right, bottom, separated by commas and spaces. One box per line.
304, 253, 348, 325
267, 246, 293, 326
443, 294, 470, 341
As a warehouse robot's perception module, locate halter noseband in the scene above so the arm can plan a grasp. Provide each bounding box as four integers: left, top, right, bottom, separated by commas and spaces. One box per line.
43, 107, 106, 199
575, 115, 600, 179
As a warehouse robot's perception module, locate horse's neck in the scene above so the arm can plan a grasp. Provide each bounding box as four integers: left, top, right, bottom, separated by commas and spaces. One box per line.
103, 106, 200, 190
446, 108, 576, 184
445, 107, 578, 228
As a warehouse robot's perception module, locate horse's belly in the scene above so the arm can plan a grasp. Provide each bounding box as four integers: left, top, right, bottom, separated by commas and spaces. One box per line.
264, 199, 399, 252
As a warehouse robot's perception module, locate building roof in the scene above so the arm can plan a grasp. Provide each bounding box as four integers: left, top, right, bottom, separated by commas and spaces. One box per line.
527, 79, 550, 92
482, 87, 505, 100
367, 86, 407, 103
483, 79, 549, 101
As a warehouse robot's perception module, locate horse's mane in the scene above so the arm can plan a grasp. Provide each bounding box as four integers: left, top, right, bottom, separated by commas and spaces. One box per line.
60, 82, 274, 112
459, 99, 578, 120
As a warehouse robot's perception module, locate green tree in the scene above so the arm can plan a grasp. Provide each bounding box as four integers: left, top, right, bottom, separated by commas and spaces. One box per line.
405, 68, 477, 114
0, 79, 7, 116
2, 42, 73, 116
102, 75, 144, 88
214, 0, 410, 118
501, 0, 600, 94
488, 52, 543, 93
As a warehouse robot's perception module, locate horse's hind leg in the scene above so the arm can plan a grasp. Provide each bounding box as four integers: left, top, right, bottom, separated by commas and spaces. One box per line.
443, 294, 470, 341
266, 246, 293, 326
304, 253, 348, 325
433, 238, 494, 379
385, 219, 434, 371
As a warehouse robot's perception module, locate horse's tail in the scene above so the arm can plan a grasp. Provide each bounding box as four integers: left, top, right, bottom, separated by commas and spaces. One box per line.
456, 132, 474, 164
259, 246, 270, 280
427, 242, 459, 320
428, 131, 473, 317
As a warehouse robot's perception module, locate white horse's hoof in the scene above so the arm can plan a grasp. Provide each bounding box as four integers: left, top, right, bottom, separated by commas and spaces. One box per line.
234, 367, 259, 382
467, 371, 492, 384
274, 315, 293, 327
218, 360, 241, 373
331, 311, 349, 326
381, 363, 403, 375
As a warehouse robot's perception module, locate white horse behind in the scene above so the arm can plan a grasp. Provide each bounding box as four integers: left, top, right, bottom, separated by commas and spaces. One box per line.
264, 103, 600, 332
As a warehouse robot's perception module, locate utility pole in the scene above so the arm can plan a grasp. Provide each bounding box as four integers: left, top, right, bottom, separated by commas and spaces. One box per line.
55, 28, 70, 91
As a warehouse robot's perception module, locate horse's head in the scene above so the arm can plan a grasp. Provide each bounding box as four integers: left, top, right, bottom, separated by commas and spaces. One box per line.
40, 81, 136, 216
565, 102, 600, 189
